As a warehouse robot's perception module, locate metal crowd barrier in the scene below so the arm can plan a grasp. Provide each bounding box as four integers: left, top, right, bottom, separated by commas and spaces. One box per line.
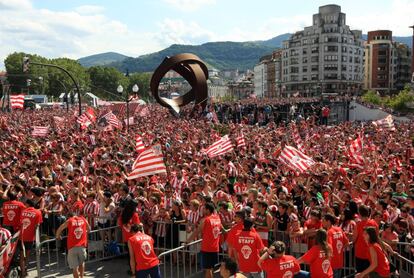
34, 224, 125, 278
391, 242, 414, 277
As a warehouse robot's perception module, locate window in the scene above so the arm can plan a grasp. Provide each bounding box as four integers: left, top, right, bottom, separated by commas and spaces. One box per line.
303, 67, 308, 72
342, 56, 347, 62
311, 56, 319, 62
324, 46, 338, 52
324, 64, 338, 71
303, 49, 308, 55
303, 76, 308, 81
341, 65, 347, 71
311, 74, 319, 80
311, 47, 319, 53
324, 55, 338, 61
302, 57, 308, 63
290, 67, 299, 73
311, 65, 318, 72
342, 46, 347, 52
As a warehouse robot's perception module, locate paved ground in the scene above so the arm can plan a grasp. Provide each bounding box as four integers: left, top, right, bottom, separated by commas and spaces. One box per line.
27, 257, 216, 278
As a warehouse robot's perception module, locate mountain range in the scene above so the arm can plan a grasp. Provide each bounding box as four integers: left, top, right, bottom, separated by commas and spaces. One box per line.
78, 33, 412, 72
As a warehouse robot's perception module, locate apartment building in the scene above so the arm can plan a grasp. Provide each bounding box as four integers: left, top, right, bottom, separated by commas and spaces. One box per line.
281, 4, 364, 96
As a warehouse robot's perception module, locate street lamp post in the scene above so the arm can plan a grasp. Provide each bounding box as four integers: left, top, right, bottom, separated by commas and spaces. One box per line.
118, 84, 139, 132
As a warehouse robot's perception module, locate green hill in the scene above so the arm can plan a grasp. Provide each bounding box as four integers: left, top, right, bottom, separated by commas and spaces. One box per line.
78, 52, 129, 67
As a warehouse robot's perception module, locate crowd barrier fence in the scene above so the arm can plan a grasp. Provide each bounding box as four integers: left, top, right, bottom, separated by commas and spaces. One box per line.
30, 220, 414, 277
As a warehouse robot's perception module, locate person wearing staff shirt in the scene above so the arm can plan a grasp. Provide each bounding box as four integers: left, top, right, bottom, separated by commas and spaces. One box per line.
297, 229, 334, 278
322, 213, 349, 278
232, 217, 264, 277
258, 241, 300, 278
355, 227, 392, 278
186, 202, 222, 278
128, 224, 160, 278
353, 205, 379, 273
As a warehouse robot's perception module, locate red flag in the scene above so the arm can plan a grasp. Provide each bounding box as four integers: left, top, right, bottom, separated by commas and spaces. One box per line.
135, 135, 145, 153
102, 111, 122, 129
291, 122, 305, 153
236, 133, 246, 149
278, 146, 315, 173
127, 144, 167, 180
347, 135, 364, 166
0, 231, 20, 276
138, 106, 149, 117
372, 115, 395, 131
31, 126, 49, 137
203, 135, 233, 158
10, 94, 24, 109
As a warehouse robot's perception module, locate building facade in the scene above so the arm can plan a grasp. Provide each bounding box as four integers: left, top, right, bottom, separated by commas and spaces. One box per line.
364, 30, 412, 93
254, 61, 268, 98
281, 5, 364, 96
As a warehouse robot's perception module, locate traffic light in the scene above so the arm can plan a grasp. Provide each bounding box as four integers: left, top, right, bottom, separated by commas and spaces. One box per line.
26, 79, 31, 87
22, 57, 30, 73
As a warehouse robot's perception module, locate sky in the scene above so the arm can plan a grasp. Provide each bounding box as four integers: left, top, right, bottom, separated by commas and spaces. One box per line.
1, 0, 414, 69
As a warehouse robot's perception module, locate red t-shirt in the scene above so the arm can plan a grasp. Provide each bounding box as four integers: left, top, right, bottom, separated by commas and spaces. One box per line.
70, 200, 84, 216
201, 214, 222, 252
368, 243, 390, 277
129, 232, 159, 271
304, 219, 322, 247
301, 245, 334, 278
327, 226, 349, 269
262, 255, 300, 277
355, 219, 378, 259
20, 207, 43, 242
119, 212, 141, 243
2, 200, 26, 229
233, 230, 264, 273
67, 216, 88, 249
227, 222, 243, 248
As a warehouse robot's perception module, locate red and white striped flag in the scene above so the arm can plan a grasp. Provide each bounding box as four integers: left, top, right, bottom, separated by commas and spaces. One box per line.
32, 126, 49, 137
53, 116, 65, 129
291, 122, 305, 153
0, 231, 20, 277
138, 106, 149, 117
236, 133, 246, 149
347, 135, 364, 166
77, 113, 92, 129
102, 111, 122, 129
10, 94, 24, 109
203, 135, 234, 158
372, 115, 395, 131
127, 144, 167, 180
135, 135, 145, 153
278, 145, 315, 173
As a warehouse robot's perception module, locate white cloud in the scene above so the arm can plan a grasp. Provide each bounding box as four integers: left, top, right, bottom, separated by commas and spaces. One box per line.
0, 0, 32, 10
0, 2, 162, 69
74, 5, 105, 15
347, 0, 414, 36
163, 0, 216, 12
157, 18, 216, 45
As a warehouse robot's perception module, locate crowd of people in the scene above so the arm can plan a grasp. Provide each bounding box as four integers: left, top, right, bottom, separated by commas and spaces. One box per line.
0, 98, 413, 278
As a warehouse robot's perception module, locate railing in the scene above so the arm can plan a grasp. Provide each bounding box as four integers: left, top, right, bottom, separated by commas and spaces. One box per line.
30, 220, 414, 277
34, 225, 125, 278
158, 239, 203, 278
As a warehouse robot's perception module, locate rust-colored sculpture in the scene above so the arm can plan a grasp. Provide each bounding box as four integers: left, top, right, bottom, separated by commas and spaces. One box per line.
150, 53, 209, 114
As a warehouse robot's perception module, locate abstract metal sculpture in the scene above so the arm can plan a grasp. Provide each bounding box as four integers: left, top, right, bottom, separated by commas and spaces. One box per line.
150, 53, 209, 114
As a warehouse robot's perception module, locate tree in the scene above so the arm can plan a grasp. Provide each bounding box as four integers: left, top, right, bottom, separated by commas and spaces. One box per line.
361, 90, 382, 105
88, 66, 128, 100
4, 52, 90, 99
